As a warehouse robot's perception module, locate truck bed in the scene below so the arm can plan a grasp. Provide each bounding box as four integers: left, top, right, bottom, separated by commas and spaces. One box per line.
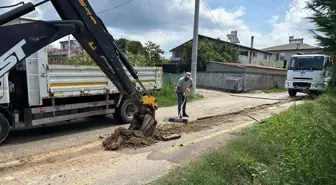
47, 64, 162, 98
22, 48, 162, 106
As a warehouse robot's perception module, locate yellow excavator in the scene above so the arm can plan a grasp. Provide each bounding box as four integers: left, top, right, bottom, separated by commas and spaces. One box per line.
0, 0, 158, 137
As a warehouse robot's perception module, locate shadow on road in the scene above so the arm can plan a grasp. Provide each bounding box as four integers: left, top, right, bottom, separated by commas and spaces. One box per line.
3, 115, 125, 146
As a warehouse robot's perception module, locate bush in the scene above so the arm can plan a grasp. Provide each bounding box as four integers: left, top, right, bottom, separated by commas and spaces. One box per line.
151, 84, 203, 107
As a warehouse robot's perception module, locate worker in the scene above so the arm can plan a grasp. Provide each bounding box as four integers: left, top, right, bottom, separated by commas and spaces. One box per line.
176, 72, 193, 118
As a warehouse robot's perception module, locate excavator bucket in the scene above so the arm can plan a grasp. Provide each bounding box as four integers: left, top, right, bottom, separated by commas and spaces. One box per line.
129, 96, 158, 137
130, 113, 157, 137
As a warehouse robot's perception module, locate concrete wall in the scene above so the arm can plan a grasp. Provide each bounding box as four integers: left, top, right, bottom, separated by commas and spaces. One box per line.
197, 72, 244, 90
243, 73, 286, 92
163, 62, 287, 92
164, 72, 286, 92
163, 71, 286, 92
206, 62, 244, 73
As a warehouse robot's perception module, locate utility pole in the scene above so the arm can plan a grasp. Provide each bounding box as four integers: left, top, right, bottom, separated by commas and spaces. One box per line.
68, 35, 71, 59
191, 0, 200, 93
248, 36, 254, 64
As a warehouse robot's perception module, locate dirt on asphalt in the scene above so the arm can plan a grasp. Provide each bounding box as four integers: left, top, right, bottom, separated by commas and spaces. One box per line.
102, 127, 182, 151
102, 101, 291, 151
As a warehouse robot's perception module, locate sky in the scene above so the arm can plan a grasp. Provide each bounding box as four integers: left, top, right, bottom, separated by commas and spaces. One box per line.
0, 0, 317, 57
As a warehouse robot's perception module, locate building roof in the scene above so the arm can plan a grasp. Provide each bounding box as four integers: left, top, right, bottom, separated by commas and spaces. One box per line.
262, 43, 323, 52
169, 34, 272, 55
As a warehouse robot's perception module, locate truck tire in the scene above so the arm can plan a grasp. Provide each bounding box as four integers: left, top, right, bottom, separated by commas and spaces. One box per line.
113, 99, 138, 124
288, 89, 297, 97
0, 113, 10, 144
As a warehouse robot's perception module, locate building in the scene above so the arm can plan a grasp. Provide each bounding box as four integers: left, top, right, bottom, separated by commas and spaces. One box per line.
49, 39, 85, 58
262, 36, 324, 62
169, 34, 280, 67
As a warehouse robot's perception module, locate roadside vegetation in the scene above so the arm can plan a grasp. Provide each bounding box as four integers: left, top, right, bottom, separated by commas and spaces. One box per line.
151, 2, 336, 183
48, 38, 169, 67
152, 84, 204, 107
150, 89, 336, 185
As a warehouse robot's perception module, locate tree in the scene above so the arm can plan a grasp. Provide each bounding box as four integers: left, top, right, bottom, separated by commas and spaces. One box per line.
115, 38, 128, 53
307, 0, 336, 54
126, 51, 148, 67
307, 0, 336, 86
127, 40, 145, 55
144, 41, 164, 67
113, 38, 165, 67
181, 39, 238, 71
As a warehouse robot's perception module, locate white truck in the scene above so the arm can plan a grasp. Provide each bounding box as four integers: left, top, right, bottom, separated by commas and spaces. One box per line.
285, 54, 333, 97
0, 48, 162, 144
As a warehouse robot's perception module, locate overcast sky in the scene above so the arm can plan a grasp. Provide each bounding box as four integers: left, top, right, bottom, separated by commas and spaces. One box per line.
1, 0, 317, 57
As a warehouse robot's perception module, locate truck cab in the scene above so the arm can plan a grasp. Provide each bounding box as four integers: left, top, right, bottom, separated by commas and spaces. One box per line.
285, 54, 333, 97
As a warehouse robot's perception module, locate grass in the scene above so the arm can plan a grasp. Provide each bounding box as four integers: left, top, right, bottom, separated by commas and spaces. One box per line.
149, 90, 336, 185
152, 84, 204, 107
262, 88, 287, 93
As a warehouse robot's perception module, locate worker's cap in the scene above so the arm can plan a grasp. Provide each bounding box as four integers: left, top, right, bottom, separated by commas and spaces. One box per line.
185, 72, 191, 79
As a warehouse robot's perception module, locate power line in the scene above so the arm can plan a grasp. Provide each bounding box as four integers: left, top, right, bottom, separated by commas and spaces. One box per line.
270, 0, 287, 7
249, 0, 279, 11
0, 1, 24, 9
98, 0, 135, 14
202, 0, 226, 36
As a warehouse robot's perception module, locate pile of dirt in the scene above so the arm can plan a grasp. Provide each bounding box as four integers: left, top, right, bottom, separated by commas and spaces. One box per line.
103, 102, 288, 151
103, 128, 154, 151
102, 127, 180, 151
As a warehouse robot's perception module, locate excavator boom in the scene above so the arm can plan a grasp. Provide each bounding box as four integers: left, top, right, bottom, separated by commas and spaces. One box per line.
0, 0, 158, 136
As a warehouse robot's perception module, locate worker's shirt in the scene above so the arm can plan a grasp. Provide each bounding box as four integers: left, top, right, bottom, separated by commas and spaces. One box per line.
176, 77, 193, 93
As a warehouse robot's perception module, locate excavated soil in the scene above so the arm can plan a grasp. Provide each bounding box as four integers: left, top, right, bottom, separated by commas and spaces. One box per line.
103, 116, 234, 151
103, 101, 290, 151
102, 127, 180, 151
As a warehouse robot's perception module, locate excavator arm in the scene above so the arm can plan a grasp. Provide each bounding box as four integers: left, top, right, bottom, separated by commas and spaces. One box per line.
0, 0, 158, 136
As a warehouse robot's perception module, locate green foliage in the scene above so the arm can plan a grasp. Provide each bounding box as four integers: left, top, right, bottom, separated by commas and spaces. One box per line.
328, 64, 336, 88
307, 1, 336, 87
151, 84, 203, 107
115, 38, 165, 67
150, 94, 336, 185
127, 40, 145, 55
49, 38, 165, 67
307, 0, 336, 54
125, 50, 149, 67
115, 38, 128, 53
181, 39, 239, 71
145, 41, 164, 67
49, 55, 96, 66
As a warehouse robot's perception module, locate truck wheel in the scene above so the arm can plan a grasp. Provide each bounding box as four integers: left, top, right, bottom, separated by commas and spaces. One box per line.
288, 89, 297, 97
113, 99, 138, 124
0, 113, 10, 144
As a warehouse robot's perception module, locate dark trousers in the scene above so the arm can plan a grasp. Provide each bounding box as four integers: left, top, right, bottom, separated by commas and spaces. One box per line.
177, 92, 187, 116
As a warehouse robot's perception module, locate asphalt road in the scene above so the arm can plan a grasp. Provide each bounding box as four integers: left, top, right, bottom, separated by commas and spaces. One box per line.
0, 90, 307, 163
0, 100, 303, 185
